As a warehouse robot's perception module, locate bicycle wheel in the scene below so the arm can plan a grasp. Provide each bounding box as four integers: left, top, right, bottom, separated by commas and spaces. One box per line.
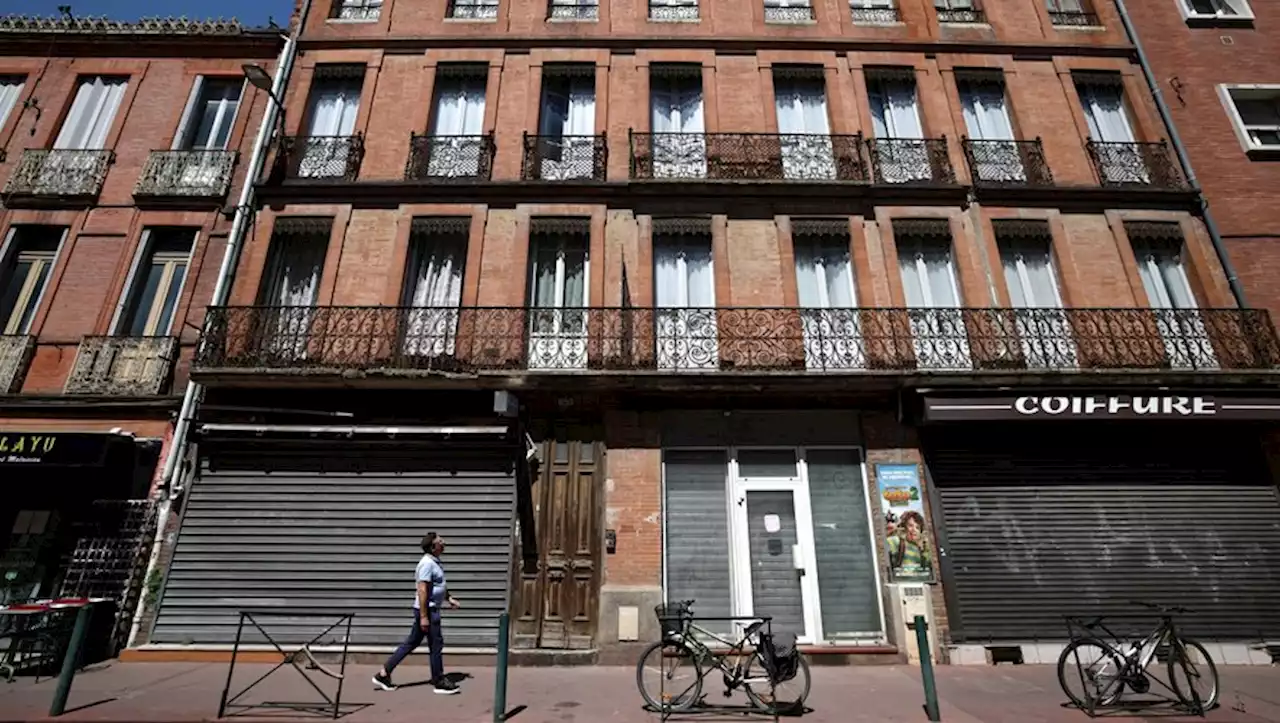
1057, 638, 1125, 709
636, 640, 703, 712
743, 652, 811, 715
1167, 638, 1219, 711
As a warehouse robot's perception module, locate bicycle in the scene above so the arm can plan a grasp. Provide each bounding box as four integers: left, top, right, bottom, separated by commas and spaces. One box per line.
635, 599, 812, 715
1057, 600, 1219, 715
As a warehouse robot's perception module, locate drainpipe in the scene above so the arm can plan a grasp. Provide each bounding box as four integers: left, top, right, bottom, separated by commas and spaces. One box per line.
125, 1, 309, 649
1112, 0, 1248, 308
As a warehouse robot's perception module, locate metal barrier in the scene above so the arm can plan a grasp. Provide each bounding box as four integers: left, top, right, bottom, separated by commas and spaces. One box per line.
217, 610, 354, 719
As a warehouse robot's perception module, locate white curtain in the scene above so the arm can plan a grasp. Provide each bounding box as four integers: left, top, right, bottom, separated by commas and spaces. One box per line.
299, 78, 361, 178
1133, 239, 1217, 370
795, 238, 863, 370
775, 77, 836, 180
999, 238, 1077, 369
651, 74, 706, 178
898, 236, 970, 370
1048, 0, 1085, 11
539, 74, 596, 180
0, 78, 24, 132
404, 235, 465, 357
655, 238, 717, 370
868, 77, 930, 182
262, 237, 326, 360
429, 76, 487, 177
1077, 81, 1148, 184
527, 236, 588, 369
959, 79, 1025, 183
56, 76, 127, 150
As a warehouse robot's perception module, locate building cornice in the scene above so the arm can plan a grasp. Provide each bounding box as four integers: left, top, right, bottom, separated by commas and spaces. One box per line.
0, 15, 283, 56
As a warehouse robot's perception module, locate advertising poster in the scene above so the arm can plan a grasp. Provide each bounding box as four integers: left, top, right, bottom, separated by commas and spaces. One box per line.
875, 463, 934, 582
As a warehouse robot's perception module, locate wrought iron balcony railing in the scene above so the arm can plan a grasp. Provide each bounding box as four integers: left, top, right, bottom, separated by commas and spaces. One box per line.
522, 133, 608, 181
961, 138, 1054, 187
866, 137, 957, 185
936, 6, 985, 22
630, 132, 867, 182
405, 133, 497, 182
1085, 140, 1187, 190
194, 306, 1280, 375
764, 2, 815, 22
650, 0, 699, 21
3, 149, 114, 198
548, 0, 599, 19
64, 336, 179, 396
0, 335, 35, 394
134, 149, 238, 199
448, 0, 500, 18
275, 134, 364, 182
851, 5, 902, 23
1049, 10, 1100, 25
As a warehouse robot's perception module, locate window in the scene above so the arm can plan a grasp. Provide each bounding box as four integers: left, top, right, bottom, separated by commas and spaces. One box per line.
175, 78, 243, 150
527, 221, 590, 370
997, 231, 1061, 309
402, 218, 468, 358
895, 221, 970, 370
537, 66, 596, 180
0, 76, 24, 131
1075, 74, 1146, 184
866, 70, 930, 183
650, 0, 699, 21
117, 229, 195, 337
774, 70, 835, 180
957, 72, 1027, 183
548, 0, 598, 20
995, 221, 1074, 369
1126, 222, 1216, 370
0, 227, 63, 335
331, 0, 381, 20
429, 67, 488, 177
56, 76, 128, 150
1221, 86, 1280, 153
764, 0, 815, 23
654, 221, 716, 370
1047, 0, 1099, 25
299, 68, 363, 178
850, 0, 900, 24
448, 0, 499, 19
793, 222, 863, 370
258, 219, 331, 359
1178, 0, 1253, 22
650, 66, 706, 179
935, 0, 983, 23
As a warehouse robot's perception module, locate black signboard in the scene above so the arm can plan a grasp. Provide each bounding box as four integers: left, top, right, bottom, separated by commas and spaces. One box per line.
0, 432, 117, 466
922, 393, 1280, 422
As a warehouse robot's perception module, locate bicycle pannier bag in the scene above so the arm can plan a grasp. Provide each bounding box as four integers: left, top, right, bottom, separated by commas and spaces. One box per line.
759, 632, 800, 683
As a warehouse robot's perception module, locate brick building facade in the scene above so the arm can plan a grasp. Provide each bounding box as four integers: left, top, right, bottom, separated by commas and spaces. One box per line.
133, 0, 1280, 669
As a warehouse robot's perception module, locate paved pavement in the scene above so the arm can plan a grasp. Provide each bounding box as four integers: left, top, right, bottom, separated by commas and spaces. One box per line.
0, 660, 1278, 723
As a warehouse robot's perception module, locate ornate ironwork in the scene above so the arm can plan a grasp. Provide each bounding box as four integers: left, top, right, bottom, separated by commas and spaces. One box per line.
195, 306, 1280, 375
0, 14, 245, 35
64, 336, 179, 396
405, 133, 496, 182
448, 0, 500, 19
764, 2, 815, 22
962, 138, 1054, 187
333, 0, 381, 20
866, 138, 956, 185
1049, 10, 1100, 25
1085, 140, 1187, 189
522, 133, 607, 181
630, 132, 867, 182
276, 135, 364, 182
936, 7, 985, 22
548, 0, 599, 20
650, 0, 699, 21
851, 6, 902, 23
3, 149, 113, 198
0, 335, 35, 394
134, 149, 238, 199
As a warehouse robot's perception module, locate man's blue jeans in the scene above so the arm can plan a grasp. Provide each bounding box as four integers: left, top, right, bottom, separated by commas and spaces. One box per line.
383, 607, 444, 682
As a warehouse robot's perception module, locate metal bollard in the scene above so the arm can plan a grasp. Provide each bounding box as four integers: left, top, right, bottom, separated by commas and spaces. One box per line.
50, 603, 94, 717
915, 615, 941, 722
492, 611, 510, 723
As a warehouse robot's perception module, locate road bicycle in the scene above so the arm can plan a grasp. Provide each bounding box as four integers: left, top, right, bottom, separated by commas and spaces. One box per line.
635, 599, 812, 715
1057, 600, 1219, 714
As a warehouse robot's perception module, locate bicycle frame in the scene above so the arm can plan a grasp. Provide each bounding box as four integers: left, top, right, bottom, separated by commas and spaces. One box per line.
671, 620, 768, 685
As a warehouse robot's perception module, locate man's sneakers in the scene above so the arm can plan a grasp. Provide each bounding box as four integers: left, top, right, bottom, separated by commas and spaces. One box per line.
433, 678, 460, 695
372, 673, 396, 691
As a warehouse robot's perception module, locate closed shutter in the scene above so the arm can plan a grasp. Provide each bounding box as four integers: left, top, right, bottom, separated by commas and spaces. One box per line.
151, 467, 515, 648
807, 449, 881, 638
664, 450, 733, 633
925, 425, 1280, 643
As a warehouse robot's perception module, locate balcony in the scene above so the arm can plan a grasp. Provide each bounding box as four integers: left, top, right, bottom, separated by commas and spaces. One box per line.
448, 0, 500, 18
1049, 10, 1100, 25
961, 138, 1054, 187
851, 5, 902, 23
405, 133, 496, 182
630, 132, 867, 182
866, 138, 957, 185
764, 2, 815, 23
547, 0, 598, 20
1085, 140, 1187, 190
650, 0, 699, 21
936, 7, 985, 22
3, 149, 114, 200
194, 306, 1280, 377
522, 133, 608, 181
275, 134, 364, 182
64, 336, 179, 396
133, 150, 238, 200
0, 335, 35, 394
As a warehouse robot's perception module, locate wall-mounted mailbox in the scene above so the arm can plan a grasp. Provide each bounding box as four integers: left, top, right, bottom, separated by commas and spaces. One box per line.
605, 529, 617, 554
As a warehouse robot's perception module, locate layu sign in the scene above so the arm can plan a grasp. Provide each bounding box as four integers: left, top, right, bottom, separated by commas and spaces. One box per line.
923, 394, 1280, 421
0, 432, 116, 466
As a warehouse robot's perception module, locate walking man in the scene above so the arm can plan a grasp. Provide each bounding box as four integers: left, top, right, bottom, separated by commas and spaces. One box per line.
373, 532, 460, 694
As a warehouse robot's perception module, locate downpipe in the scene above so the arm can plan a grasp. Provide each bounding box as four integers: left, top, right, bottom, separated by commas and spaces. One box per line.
124, 2, 308, 649
1111, 0, 1247, 308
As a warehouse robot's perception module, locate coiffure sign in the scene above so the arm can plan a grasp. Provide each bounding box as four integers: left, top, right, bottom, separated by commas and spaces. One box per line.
922, 394, 1280, 422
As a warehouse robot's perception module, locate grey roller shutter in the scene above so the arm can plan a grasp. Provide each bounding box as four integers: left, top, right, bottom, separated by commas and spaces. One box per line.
664, 450, 733, 633
926, 425, 1280, 643
151, 469, 514, 648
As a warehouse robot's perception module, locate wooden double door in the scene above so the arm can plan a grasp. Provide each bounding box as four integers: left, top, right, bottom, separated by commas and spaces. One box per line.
511, 436, 604, 649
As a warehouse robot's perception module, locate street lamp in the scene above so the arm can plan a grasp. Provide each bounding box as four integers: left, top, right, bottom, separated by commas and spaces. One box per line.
242, 63, 286, 139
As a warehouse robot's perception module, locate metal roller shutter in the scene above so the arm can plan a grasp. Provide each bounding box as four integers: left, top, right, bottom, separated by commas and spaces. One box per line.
151, 469, 515, 648
925, 425, 1280, 643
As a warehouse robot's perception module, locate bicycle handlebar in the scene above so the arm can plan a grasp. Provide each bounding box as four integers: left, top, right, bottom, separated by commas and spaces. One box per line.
1129, 599, 1193, 615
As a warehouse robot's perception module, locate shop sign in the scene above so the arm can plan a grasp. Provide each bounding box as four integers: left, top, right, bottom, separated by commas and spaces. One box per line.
922, 394, 1280, 422
0, 432, 113, 466
874, 463, 935, 583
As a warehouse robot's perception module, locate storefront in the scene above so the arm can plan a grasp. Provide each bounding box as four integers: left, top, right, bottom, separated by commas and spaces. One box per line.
919, 391, 1280, 664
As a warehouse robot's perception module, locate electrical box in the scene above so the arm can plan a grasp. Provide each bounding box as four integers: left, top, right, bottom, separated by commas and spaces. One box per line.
890, 583, 934, 665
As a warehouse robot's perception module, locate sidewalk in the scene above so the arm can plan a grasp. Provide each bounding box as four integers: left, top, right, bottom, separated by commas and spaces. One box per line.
1, 660, 1278, 723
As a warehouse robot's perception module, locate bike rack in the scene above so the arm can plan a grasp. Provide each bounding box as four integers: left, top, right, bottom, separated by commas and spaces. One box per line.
653, 614, 783, 723
217, 610, 355, 719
